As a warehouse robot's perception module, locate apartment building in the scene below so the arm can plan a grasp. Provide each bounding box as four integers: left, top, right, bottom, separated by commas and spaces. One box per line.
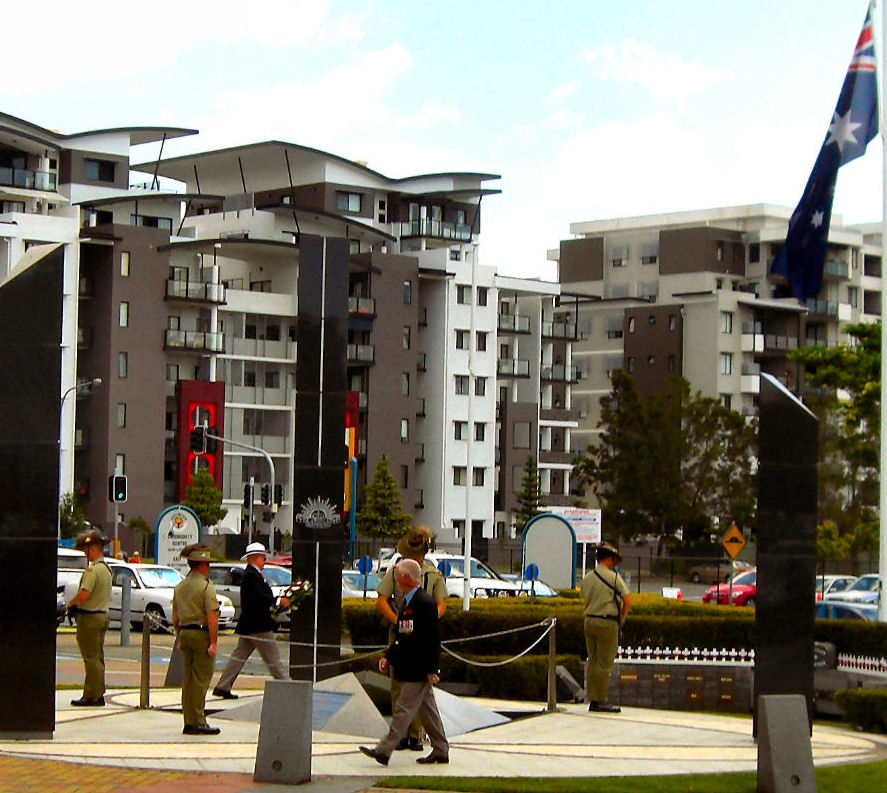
549, 204, 883, 497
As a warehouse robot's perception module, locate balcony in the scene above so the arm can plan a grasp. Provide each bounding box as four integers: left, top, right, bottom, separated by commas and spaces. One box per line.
166, 280, 227, 304
0, 166, 57, 191
541, 364, 579, 383
347, 343, 375, 365
823, 259, 849, 279
539, 406, 580, 423
164, 329, 224, 353
348, 296, 376, 316
416, 397, 426, 417
498, 313, 530, 334
542, 320, 578, 340
806, 299, 839, 318
497, 358, 530, 377
539, 450, 574, 465
762, 334, 798, 352
398, 219, 472, 241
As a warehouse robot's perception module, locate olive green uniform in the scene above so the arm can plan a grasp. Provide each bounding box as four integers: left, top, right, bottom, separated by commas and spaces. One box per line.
173, 571, 219, 728
377, 560, 448, 741
580, 564, 629, 704
75, 560, 112, 699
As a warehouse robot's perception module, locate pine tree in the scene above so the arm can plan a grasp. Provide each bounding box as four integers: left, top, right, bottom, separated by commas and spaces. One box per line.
356, 454, 413, 538
515, 454, 546, 528
182, 469, 228, 529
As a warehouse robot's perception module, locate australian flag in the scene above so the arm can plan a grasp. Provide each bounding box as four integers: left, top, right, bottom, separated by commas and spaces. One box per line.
770, 3, 878, 301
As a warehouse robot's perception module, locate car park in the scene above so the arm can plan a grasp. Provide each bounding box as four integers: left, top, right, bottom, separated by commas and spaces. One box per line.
825, 573, 880, 604
816, 599, 880, 621
342, 570, 380, 598
815, 574, 857, 600
208, 562, 292, 627
701, 568, 757, 606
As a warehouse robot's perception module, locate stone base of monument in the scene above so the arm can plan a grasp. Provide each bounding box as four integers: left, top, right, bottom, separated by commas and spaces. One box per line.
254, 680, 312, 785
757, 694, 816, 793
163, 643, 184, 688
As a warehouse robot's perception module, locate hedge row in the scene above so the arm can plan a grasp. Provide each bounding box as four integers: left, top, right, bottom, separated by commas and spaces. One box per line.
834, 689, 887, 733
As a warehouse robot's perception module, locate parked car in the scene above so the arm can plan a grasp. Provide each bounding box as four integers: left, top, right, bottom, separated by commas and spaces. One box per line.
72, 562, 235, 632
686, 559, 752, 584
500, 573, 559, 597
701, 569, 757, 606
342, 570, 380, 598
816, 599, 880, 621
57, 546, 88, 593
56, 589, 67, 626
208, 562, 292, 628
825, 573, 880, 604
815, 574, 858, 600
420, 553, 524, 598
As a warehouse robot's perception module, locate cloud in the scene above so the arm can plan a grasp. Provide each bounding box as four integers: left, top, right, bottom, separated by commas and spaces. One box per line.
580, 39, 728, 103
546, 80, 581, 105
395, 101, 462, 132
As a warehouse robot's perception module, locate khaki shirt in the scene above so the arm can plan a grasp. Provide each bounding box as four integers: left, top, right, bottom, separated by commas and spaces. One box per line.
172, 570, 219, 626
377, 558, 448, 612
581, 564, 629, 618
78, 560, 112, 612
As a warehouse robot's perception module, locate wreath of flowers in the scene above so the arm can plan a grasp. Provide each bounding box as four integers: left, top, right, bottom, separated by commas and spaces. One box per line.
272, 578, 314, 617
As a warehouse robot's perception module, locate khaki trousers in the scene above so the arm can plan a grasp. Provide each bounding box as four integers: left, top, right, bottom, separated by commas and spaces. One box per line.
377, 680, 448, 758
583, 616, 619, 704
76, 612, 109, 699
179, 629, 215, 727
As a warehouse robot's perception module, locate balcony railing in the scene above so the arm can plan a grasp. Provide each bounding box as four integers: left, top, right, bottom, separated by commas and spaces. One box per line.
542, 320, 578, 339
164, 329, 224, 352
398, 219, 472, 241
824, 259, 849, 279
348, 296, 376, 315
0, 166, 57, 191
762, 335, 798, 352
347, 343, 375, 364
806, 299, 839, 318
498, 313, 530, 333
541, 364, 579, 383
497, 358, 530, 377
539, 406, 580, 423
166, 280, 227, 304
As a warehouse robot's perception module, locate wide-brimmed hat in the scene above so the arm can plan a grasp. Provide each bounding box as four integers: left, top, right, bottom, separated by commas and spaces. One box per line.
180, 543, 213, 562
397, 528, 432, 560
74, 529, 108, 551
241, 542, 271, 561
596, 541, 623, 564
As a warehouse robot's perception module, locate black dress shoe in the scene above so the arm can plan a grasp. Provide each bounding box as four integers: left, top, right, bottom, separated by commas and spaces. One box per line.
416, 753, 449, 764
359, 746, 389, 766
71, 696, 105, 707
394, 737, 410, 750
588, 701, 621, 713
183, 724, 221, 735
212, 687, 238, 699
407, 737, 424, 751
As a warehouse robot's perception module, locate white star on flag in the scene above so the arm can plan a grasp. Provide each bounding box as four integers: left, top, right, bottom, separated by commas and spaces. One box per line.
826, 109, 862, 153
811, 210, 824, 228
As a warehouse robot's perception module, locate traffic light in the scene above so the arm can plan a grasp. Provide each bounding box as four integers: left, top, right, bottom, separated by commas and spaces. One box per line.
108, 474, 127, 503
243, 482, 254, 509
205, 425, 218, 454
262, 510, 273, 523
260, 484, 271, 505
274, 483, 283, 507
189, 425, 207, 453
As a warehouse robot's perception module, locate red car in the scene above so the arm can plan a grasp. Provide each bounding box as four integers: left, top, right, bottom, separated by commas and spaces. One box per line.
702, 569, 757, 606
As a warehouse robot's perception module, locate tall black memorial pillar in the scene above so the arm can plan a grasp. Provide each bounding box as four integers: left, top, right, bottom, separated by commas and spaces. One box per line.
755, 373, 818, 733
289, 235, 348, 682
0, 248, 65, 736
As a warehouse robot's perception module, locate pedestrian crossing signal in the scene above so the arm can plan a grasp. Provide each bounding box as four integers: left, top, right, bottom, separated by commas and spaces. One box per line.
109, 474, 127, 503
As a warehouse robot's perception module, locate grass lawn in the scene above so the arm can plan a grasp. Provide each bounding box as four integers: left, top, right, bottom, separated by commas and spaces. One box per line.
376, 758, 887, 793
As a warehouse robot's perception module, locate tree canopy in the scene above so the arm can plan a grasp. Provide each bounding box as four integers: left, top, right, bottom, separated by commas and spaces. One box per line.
356, 453, 413, 538
182, 469, 228, 529
59, 491, 90, 540
573, 371, 756, 545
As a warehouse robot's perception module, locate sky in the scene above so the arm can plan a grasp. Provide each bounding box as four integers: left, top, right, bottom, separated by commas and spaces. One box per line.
3, 0, 882, 281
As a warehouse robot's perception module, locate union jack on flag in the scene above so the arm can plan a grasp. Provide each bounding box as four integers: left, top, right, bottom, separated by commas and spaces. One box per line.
770, 2, 878, 300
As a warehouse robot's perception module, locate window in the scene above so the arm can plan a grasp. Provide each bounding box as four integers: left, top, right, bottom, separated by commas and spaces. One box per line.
720, 311, 734, 334
749, 243, 761, 264
456, 329, 469, 350
454, 421, 468, 440
627, 357, 635, 373
336, 191, 361, 213
400, 419, 409, 442
119, 302, 129, 327
647, 355, 655, 366
457, 285, 471, 305
265, 371, 280, 388
403, 280, 412, 304
473, 467, 485, 486
669, 314, 677, 331
474, 422, 485, 441
716, 241, 725, 261
476, 331, 487, 352
115, 454, 125, 475
120, 251, 130, 277
131, 214, 173, 231
449, 249, 461, 261
85, 158, 115, 182
117, 403, 126, 428
848, 286, 859, 308
401, 372, 410, 396
668, 355, 676, 373
648, 314, 656, 325
641, 245, 658, 265
477, 286, 488, 306
166, 364, 178, 382
168, 315, 181, 330
720, 352, 733, 375
118, 352, 128, 378
475, 377, 487, 396
455, 375, 470, 394
399, 465, 408, 488
513, 421, 531, 449
456, 209, 466, 225
628, 317, 636, 333
453, 466, 467, 486
452, 519, 465, 538
721, 394, 732, 410
402, 326, 411, 350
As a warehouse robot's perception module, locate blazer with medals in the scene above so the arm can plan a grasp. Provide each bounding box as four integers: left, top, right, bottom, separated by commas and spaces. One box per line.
385, 586, 441, 682
235, 564, 277, 635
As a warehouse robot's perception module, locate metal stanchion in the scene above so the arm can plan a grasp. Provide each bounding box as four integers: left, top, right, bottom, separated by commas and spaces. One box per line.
139, 618, 151, 709
120, 576, 131, 647
546, 617, 557, 712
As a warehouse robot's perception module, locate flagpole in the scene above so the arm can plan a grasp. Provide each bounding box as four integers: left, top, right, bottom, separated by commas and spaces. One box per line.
878, 0, 887, 623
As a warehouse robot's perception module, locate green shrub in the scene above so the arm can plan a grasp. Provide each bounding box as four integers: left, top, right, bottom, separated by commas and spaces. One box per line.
834, 689, 887, 733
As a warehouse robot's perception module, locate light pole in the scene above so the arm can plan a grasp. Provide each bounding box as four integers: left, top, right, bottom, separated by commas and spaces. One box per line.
58, 377, 102, 539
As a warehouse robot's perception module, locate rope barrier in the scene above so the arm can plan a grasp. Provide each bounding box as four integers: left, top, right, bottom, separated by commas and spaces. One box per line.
442, 619, 554, 668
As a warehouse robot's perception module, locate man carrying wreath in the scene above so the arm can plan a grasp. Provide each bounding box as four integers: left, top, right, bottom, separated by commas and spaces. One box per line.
213, 542, 289, 698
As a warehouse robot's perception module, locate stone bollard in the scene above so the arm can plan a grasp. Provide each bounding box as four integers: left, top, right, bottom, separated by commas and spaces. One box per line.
254, 679, 313, 784
757, 695, 816, 793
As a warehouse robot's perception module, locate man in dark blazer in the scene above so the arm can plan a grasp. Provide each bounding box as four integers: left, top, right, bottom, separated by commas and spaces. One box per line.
360, 558, 449, 766
212, 542, 288, 698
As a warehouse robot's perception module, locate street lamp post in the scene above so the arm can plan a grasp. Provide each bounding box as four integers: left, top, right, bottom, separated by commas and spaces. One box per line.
58, 377, 102, 539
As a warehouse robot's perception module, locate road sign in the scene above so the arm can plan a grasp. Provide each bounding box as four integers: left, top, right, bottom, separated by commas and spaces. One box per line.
525, 563, 540, 581
357, 555, 373, 575
437, 559, 452, 578
721, 524, 746, 559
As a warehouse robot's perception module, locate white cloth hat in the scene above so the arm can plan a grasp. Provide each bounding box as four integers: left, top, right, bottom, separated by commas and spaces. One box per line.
241, 542, 271, 560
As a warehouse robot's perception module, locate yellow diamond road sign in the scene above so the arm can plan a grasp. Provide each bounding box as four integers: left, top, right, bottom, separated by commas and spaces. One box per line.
721, 525, 746, 559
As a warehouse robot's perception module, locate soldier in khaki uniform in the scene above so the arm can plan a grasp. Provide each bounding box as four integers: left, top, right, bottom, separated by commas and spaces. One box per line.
580, 541, 631, 713
172, 544, 221, 735
68, 529, 112, 707
376, 528, 448, 751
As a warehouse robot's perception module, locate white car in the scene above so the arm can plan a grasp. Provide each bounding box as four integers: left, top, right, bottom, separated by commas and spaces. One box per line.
386, 552, 524, 598
57, 546, 88, 593
342, 570, 380, 599
208, 562, 292, 627
68, 562, 235, 631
